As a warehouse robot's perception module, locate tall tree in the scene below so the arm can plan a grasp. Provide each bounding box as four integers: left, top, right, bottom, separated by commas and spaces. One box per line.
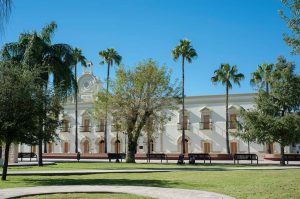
280, 0, 300, 54
250, 63, 274, 94
0, 61, 60, 180
211, 64, 244, 154
239, 57, 300, 165
1, 22, 76, 166
250, 63, 274, 154
95, 60, 180, 163
72, 48, 87, 153
99, 48, 122, 153
172, 39, 197, 154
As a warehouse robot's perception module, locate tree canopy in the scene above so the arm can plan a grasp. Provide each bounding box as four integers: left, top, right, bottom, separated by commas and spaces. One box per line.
239, 57, 300, 165
95, 59, 180, 163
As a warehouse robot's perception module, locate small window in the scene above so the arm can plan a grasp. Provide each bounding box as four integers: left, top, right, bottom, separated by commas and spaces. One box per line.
139, 146, 143, 149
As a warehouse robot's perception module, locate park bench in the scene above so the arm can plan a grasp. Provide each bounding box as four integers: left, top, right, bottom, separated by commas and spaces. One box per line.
107, 153, 126, 162
188, 153, 211, 164
233, 153, 258, 165
18, 152, 37, 162
284, 154, 300, 165
146, 153, 168, 163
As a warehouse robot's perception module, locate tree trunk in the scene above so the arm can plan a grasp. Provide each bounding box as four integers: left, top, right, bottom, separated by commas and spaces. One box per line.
75, 63, 78, 153
280, 145, 286, 166
38, 138, 43, 166
1, 142, 10, 181
126, 140, 137, 163
44, 141, 47, 153
104, 62, 111, 154
225, 83, 230, 154
265, 82, 272, 154
181, 56, 185, 154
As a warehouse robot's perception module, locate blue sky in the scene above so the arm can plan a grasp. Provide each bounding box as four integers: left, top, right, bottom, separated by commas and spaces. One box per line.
1, 0, 299, 96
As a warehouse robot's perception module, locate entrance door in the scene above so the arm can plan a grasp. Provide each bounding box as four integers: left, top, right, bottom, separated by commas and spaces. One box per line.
230, 142, 237, 154
182, 139, 188, 153
266, 143, 274, 154
98, 140, 105, 153
149, 140, 154, 153
32, 145, 37, 153
115, 140, 120, 153
48, 143, 53, 153
83, 140, 89, 154
203, 142, 211, 153
63, 142, 69, 153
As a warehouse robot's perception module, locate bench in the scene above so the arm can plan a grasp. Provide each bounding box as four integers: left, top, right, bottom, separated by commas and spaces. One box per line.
18, 152, 37, 162
284, 154, 300, 164
107, 153, 126, 162
188, 153, 211, 164
146, 153, 168, 163
234, 153, 258, 165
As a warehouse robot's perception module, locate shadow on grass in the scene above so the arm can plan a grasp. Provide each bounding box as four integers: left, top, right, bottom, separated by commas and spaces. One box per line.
22, 178, 180, 188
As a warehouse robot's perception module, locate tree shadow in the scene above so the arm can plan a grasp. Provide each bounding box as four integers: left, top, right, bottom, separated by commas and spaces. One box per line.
23, 178, 180, 188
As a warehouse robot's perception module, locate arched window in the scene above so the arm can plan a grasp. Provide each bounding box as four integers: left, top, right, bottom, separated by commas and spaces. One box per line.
83, 140, 90, 154
200, 107, 212, 130
62, 119, 70, 132
98, 140, 105, 153
178, 110, 190, 130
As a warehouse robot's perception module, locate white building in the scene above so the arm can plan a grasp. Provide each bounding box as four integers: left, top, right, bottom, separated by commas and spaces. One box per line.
16, 70, 292, 158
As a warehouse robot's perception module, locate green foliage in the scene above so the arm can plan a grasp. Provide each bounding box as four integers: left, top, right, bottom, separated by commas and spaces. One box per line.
239, 57, 300, 150
211, 64, 245, 89
280, 0, 300, 54
250, 63, 274, 93
171, 39, 197, 62
95, 59, 180, 162
99, 48, 122, 67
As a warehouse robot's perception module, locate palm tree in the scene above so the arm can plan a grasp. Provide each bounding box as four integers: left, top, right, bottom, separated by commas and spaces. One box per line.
211, 64, 244, 154
172, 39, 197, 154
99, 48, 122, 153
1, 22, 76, 166
72, 48, 87, 153
250, 63, 274, 95
250, 63, 274, 154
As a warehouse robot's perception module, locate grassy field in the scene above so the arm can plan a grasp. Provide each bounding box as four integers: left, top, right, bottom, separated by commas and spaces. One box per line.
8, 162, 251, 172
1, 163, 300, 199
20, 193, 152, 199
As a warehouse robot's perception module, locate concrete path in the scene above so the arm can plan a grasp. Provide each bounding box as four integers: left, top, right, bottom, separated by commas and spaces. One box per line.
0, 185, 235, 199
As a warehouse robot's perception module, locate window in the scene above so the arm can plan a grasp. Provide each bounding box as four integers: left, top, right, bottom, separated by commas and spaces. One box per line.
97, 118, 105, 132
61, 119, 70, 132
200, 107, 212, 130
81, 118, 91, 132
178, 110, 190, 130
229, 114, 237, 129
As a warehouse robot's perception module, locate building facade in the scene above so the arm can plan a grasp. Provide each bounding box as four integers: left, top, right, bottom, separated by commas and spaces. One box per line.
17, 70, 293, 157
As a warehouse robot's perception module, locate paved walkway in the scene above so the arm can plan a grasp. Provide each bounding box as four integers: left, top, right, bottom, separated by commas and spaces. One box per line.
0, 185, 235, 199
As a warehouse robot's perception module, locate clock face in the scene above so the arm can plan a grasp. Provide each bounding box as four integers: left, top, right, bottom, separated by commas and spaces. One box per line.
80, 75, 94, 93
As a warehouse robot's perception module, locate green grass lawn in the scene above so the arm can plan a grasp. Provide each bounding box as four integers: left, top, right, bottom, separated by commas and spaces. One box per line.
8, 162, 251, 172
20, 193, 152, 199
1, 164, 300, 199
